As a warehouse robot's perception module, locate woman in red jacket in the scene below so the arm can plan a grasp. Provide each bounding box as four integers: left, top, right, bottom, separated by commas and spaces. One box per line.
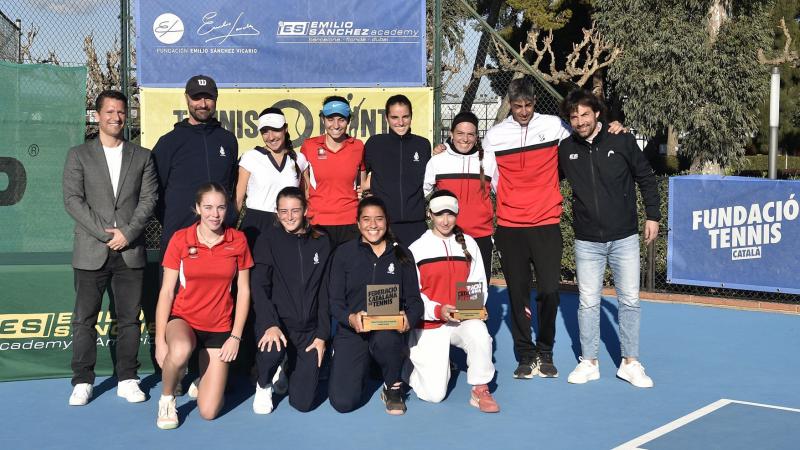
154, 182, 253, 429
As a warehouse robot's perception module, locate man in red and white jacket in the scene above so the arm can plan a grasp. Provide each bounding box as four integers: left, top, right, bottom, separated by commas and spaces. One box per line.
482, 79, 570, 380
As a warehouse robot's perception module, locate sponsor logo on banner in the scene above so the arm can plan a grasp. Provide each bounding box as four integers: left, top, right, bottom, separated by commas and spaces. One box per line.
151, 10, 261, 54
275, 19, 420, 44
0, 312, 154, 351
153, 13, 185, 44
690, 194, 799, 261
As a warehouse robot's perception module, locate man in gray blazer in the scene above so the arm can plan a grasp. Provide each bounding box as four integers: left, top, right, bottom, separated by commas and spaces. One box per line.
63, 90, 158, 406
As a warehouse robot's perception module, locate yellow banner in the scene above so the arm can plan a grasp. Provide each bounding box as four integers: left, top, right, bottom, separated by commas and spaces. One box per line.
140, 87, 434, 153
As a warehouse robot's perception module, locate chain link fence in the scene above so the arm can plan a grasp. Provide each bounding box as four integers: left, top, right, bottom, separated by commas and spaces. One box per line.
3, 0, 137, 136
0, 10, 20, 62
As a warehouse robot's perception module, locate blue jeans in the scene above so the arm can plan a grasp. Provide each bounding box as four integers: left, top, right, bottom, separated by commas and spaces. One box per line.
575, 234, 641, 359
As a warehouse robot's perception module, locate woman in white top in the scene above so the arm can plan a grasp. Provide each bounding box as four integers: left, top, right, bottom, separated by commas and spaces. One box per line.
236, 107, 309, 250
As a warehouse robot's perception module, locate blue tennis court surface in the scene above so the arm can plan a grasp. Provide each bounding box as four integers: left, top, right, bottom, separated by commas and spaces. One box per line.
617, 400, 800, 449
1, 288, 798, 449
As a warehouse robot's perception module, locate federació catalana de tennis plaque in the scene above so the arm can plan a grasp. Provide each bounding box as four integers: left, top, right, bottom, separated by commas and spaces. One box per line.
362, 284, 405, 331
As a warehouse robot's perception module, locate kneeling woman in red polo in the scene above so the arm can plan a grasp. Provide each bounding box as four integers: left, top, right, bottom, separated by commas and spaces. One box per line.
154, 182, 254, 430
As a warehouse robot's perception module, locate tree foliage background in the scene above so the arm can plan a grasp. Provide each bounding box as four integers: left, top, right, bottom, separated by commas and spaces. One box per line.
595, 0, 773, 170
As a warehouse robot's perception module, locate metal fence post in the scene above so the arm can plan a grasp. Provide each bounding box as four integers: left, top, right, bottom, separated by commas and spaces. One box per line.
433, 0, 442, 145
120, 0, 131, 140
646, 239, 656, 292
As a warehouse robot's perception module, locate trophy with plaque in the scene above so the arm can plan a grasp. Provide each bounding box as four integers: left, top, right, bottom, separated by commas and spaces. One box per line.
453, 281, 487, 320
362, 284, 406, 331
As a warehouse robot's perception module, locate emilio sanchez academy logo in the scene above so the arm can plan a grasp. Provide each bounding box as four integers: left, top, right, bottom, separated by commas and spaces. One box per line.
276, 19, 420, 44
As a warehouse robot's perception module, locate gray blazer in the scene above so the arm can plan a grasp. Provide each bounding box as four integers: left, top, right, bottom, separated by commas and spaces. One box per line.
63, 138, 158, 270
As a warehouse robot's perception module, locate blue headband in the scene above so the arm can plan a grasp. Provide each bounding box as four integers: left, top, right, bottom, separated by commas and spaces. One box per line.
322, 100, 351, 118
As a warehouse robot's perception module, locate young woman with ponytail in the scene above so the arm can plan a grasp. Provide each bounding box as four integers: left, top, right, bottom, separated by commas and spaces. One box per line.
236, 107, 308, 251
423, 111, 497, 282
407, 190, 499, 413
327, 196, 423, 415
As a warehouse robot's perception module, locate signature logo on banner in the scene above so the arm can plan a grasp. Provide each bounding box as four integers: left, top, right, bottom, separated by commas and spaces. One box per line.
153, 13, 185, 45
198, 12, 261, 45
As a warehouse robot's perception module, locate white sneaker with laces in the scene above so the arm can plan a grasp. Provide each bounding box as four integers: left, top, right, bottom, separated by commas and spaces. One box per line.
617, 360, 654, 388
117, 379, 146, 403
69, 383, 93, 406
253, 383, 274, 415
156, 395, 179, 430
187, 377, 200, 399
568, 358, 600, 384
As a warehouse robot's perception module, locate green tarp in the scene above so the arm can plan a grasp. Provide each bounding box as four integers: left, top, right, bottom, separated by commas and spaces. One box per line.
0, 62, 157, 381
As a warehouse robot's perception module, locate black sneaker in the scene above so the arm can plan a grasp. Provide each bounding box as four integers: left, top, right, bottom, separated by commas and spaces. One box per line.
537, 350, 559, 378
513, 357, 538, 379
381, 387, 407, 415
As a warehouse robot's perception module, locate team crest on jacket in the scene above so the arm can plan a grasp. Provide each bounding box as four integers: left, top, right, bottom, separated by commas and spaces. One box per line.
387, 263, 395, 274
413, 152, 420, 162
313, 252, 319, 265
219, 146, 226, 157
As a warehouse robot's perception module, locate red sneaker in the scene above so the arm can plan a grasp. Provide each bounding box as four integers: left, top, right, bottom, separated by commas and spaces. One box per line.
470, 384, 500, 413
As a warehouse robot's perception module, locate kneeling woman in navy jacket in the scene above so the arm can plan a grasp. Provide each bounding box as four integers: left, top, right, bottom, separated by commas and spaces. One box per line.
328, 196, 423, 415
251, 186, 331, 414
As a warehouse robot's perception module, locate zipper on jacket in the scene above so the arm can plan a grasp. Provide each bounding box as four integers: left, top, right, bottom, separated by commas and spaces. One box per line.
202, 132, 211, 181
371, 261, 377, 283
588, 144, 605, 241
399, 138, 404, 220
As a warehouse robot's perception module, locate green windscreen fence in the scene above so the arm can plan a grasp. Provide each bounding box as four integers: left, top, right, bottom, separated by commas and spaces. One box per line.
0, 62, 159, 381
0, 61, 84, 258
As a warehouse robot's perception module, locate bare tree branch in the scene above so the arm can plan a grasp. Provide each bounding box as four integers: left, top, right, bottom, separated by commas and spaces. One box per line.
472, 23, 621, 88
758, 17, 799, 67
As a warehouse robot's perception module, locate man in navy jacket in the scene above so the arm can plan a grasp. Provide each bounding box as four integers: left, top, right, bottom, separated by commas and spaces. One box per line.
152, 75, 238, 252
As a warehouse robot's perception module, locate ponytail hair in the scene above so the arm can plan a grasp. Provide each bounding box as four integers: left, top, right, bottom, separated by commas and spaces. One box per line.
453, 225, 473, 264
284, 133, 302, 181
357, 196, 411, 265
476, 139, 487, 195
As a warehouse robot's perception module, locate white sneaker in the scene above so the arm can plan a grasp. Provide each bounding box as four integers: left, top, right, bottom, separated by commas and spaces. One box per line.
156, 396, 179, 430
617, 360, 654, 388
117, 379, 146, 403
253, 383, 274, 415
69, 383, 93, 406
272, 364, 288, 396
568, 358, 600, 384
187, 377, 200, 399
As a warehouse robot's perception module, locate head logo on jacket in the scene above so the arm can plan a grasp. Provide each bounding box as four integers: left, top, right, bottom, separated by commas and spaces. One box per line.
219, 146, 226, 157
313, 252, 320, 265
387, 262, 395, 275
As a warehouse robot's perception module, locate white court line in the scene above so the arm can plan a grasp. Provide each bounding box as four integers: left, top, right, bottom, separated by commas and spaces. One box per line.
613, 399, 800, 450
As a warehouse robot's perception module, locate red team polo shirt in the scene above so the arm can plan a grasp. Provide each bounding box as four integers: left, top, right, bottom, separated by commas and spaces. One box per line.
162, 223, 254, 332
301, 135, 364, 226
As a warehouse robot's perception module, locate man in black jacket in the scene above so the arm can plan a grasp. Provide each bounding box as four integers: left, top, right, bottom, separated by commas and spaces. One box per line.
152, 75, 238, 252
363, 95, 431, 245
557, 89, 659, 389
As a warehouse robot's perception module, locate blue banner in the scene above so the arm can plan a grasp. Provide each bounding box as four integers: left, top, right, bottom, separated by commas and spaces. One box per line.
135, 0, 426, 87
667, 176, 800, 294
